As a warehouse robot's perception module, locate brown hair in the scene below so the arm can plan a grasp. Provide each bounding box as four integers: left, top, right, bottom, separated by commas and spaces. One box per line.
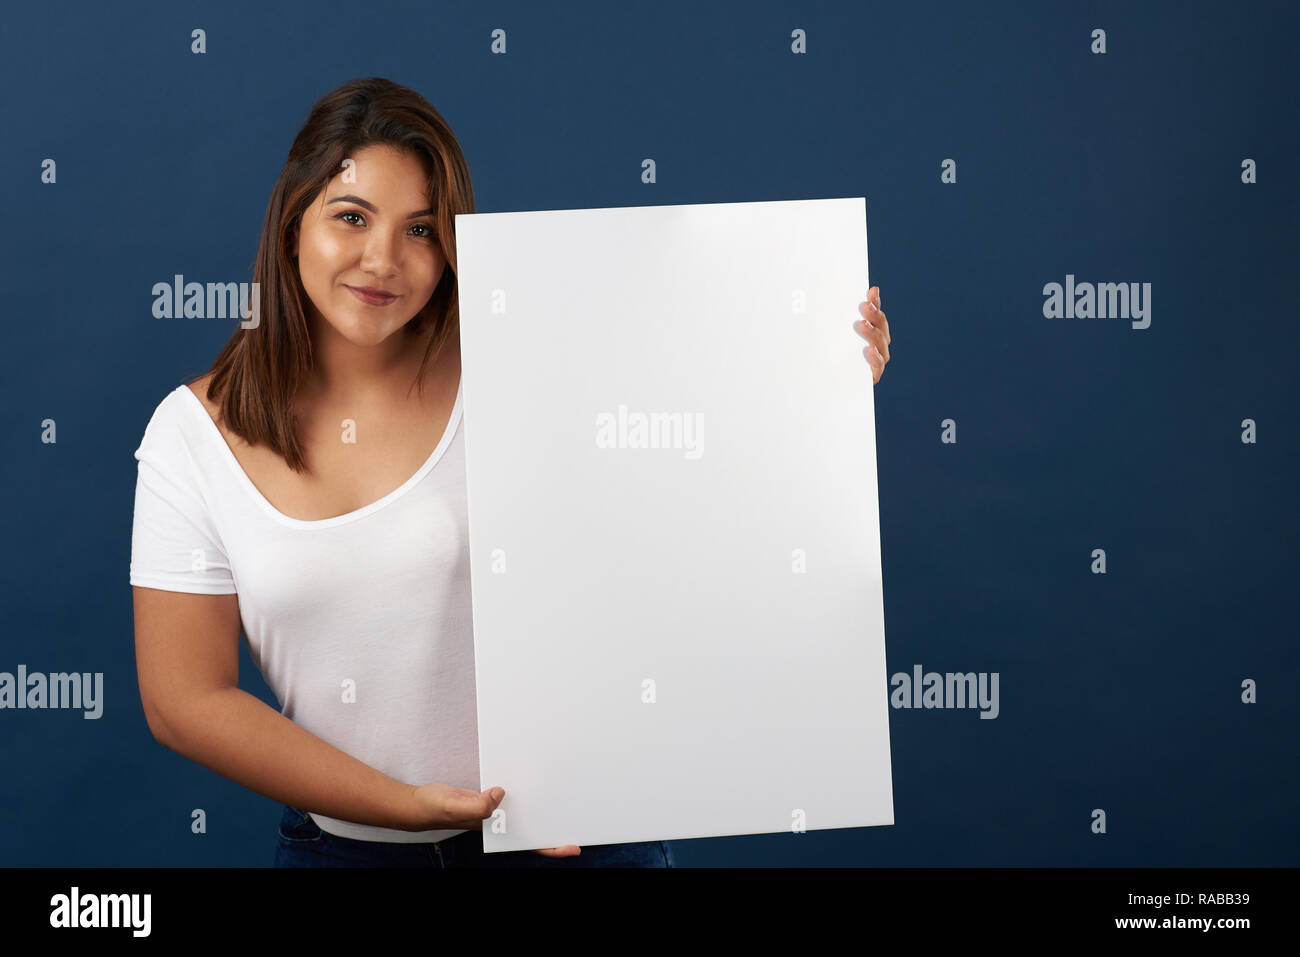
192, 77, 474, 473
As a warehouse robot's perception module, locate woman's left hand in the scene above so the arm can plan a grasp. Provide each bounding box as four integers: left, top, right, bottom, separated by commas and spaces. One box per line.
855, 285, 891, 384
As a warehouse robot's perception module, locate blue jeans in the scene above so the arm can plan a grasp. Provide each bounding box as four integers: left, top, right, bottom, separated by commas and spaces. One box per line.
273, 804, 675, 868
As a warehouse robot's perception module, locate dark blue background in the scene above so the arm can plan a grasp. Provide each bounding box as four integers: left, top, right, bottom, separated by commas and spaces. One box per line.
1, 0, 1295, 866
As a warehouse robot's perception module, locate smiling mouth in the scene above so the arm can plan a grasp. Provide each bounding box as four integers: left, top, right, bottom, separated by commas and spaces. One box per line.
345, 285, 399, 306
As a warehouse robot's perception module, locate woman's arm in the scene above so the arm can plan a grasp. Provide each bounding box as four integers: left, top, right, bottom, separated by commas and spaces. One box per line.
132, 586, 479, 832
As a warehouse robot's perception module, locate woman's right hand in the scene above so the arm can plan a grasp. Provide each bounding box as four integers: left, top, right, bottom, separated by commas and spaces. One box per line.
409, 782, 581, 857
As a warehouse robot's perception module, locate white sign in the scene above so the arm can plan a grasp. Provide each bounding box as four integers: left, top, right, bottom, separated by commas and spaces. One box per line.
455, 197, 892, 853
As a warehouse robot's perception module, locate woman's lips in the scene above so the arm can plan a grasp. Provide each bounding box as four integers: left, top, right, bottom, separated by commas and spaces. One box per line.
345, 285, 399, 306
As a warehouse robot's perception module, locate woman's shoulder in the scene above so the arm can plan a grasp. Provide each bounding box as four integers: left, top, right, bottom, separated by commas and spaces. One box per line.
185, 372, 221, 423
134, 374, 218, 467
183, 373, 258, 456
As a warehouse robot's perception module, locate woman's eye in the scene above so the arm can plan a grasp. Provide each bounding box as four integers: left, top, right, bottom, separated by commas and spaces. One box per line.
334, 211, 433, 240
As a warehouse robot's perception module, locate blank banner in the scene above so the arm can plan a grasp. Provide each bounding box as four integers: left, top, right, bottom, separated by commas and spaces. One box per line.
454, 197, 892, 853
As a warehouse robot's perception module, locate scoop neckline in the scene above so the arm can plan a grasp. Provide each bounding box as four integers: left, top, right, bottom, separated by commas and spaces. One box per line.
176, 378, 463, 530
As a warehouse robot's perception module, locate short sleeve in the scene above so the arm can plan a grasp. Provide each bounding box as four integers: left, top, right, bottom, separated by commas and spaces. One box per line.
129, 392, 237, 594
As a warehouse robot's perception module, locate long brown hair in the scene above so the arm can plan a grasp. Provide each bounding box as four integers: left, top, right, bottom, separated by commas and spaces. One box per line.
194, 77, 474, 473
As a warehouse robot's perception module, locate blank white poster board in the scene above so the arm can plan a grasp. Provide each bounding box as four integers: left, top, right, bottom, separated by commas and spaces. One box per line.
454, 197, 892, 853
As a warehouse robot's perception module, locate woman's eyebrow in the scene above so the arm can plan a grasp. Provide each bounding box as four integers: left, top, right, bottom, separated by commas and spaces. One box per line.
326, 194, 434, 219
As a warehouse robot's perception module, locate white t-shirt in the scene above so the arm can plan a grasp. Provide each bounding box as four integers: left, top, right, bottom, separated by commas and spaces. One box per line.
129, 380, 478, 843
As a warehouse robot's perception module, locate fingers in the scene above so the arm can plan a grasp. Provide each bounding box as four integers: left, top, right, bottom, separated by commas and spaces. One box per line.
858, 298, 890, 342
439, 786, 500, 831
858, 289, 891, 346
863, 344, 883, 382
532, 845, 582, 857
855, 306, 890, 362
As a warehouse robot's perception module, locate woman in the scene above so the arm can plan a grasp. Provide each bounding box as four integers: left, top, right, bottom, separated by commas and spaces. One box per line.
129, 77, 893, 868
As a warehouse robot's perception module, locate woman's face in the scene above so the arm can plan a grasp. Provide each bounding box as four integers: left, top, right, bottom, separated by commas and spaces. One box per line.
292, 144, 445, 349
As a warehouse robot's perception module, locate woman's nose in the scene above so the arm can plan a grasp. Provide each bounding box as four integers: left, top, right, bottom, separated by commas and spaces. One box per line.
360, 231, 401, 275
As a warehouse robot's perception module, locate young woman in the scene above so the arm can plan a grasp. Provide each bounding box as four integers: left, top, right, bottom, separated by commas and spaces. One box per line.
129, 77, 893, 869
